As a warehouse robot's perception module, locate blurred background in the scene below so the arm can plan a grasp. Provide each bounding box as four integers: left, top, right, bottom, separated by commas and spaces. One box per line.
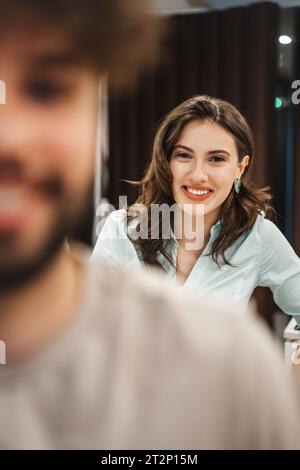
78, 0, 300, 333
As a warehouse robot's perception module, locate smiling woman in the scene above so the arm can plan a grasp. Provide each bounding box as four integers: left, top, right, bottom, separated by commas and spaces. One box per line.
91, 95, 300, 325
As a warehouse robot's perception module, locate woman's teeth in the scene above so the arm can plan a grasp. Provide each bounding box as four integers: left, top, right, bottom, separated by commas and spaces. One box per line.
186, 188, 210, 196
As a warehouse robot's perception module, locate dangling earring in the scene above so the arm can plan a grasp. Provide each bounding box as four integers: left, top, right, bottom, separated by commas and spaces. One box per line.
234, 178, 241, 194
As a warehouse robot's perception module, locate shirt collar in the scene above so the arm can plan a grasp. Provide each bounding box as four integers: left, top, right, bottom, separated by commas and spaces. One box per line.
211, 219, 221, 231
170, 219, 221, 246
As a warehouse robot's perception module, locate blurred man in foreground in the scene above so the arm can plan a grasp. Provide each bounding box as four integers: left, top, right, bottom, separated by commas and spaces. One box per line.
0, 0, 299, 449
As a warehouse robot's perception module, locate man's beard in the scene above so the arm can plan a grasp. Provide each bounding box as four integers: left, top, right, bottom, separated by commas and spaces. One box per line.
0, 160, 94, 293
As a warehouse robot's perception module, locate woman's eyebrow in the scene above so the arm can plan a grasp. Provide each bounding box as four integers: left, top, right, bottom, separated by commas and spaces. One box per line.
207, 149, 231, 156
173, 144, 194, 152
173, 145, 231, 157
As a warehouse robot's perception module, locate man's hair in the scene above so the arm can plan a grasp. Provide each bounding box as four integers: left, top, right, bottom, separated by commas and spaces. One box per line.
0, 0, 165, 89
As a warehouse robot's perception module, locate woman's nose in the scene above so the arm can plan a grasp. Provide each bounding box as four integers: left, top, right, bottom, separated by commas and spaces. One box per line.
189, 160, 208, 182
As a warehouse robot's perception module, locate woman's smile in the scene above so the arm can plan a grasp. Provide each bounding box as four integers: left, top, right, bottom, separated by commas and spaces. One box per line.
181, 185, 214, 201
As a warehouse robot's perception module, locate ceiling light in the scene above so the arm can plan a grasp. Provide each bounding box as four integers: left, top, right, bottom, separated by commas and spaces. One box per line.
279, 35, 292, 45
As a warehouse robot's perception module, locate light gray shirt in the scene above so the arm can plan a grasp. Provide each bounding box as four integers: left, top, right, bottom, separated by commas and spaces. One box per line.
0, 245, 299, 449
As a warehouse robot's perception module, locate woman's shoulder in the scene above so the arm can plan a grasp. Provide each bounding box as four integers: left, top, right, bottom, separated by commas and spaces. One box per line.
254, 212, 280, 236
250, 212, 290, 249
235, 212, 279, 249
92, 208, 142, 267
104, 208, 139, 227
96, 209, 129, 242
106, 208, 127, 224
99, 208, 142, 244
104, 208, 128, 228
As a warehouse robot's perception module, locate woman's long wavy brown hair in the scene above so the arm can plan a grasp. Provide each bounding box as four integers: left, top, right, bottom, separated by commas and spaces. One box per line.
127, 95, 276, 268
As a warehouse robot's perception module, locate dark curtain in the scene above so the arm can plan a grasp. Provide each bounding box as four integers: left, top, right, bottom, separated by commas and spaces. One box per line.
106, 2, 279, 326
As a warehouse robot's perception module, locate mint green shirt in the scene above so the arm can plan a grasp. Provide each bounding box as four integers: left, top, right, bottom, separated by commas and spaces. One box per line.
91, 209, 300, 323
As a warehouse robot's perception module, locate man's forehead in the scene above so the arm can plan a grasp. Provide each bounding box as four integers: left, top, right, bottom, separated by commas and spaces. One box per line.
0, 31, 79, 70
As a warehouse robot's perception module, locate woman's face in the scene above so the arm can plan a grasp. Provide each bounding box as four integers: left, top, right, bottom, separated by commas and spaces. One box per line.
170, 119, 249, 224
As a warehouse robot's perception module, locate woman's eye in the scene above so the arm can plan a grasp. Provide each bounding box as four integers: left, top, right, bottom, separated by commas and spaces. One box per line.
25, 81, 68, 103
176, 152, 192, 159
210, 155, 225, 162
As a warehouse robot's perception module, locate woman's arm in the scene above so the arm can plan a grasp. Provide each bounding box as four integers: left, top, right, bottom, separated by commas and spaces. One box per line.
257, 218, 300, 326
